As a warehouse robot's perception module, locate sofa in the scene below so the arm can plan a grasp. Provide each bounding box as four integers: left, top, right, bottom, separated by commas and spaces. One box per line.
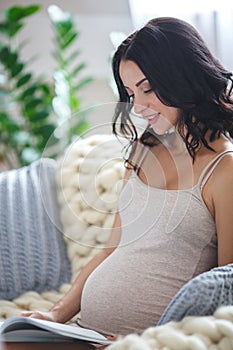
0, 134, 124, 317
1, 134, 233, 349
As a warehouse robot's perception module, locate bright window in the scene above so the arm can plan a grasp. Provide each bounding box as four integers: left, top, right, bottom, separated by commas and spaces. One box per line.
128, 0, 233, 70
128, 0, 233, 28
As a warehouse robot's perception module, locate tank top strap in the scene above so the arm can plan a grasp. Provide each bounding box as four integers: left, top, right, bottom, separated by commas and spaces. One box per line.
198, 150, 233, 191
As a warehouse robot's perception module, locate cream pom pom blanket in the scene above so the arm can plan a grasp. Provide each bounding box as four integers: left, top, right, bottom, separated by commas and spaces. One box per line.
107, 306, 233, 350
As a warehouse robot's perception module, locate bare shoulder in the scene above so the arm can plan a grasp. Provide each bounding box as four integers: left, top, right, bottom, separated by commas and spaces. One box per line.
211, 150, 233, 266
212, 151, 233, 192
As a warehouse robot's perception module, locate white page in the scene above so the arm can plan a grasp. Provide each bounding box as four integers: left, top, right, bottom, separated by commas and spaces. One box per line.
1, 317, 113, 345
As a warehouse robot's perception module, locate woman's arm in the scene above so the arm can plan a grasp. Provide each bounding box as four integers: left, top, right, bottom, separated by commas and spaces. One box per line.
21, 210, 122, 323
211, 154, 233, 266
49, 211, 122, 323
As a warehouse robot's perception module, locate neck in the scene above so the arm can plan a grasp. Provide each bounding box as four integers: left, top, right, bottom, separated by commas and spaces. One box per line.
158, 128, 187, 156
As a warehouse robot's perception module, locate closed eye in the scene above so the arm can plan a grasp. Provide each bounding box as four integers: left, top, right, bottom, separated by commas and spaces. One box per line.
143, 89, 152, 94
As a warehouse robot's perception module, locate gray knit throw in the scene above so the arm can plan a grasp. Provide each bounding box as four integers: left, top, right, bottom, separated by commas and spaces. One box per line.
158, 264, 233, 325
0, 158, 71, 300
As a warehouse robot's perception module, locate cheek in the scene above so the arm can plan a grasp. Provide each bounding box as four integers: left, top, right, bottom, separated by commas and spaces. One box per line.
149, 98, 163, 112
169, 111, 181, 127
151, 94, 162, 105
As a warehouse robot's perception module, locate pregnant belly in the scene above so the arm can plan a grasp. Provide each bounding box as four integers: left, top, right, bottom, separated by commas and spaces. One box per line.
79, 248, 179, 336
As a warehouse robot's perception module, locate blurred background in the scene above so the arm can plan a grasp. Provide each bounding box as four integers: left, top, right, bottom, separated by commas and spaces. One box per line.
1, 0, 233, 169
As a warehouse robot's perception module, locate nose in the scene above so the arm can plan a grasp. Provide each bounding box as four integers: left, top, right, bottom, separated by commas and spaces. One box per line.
133, 102, 146, 116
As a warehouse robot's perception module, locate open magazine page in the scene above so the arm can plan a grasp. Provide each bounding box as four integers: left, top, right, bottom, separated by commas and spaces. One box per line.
0, 317, 114, 344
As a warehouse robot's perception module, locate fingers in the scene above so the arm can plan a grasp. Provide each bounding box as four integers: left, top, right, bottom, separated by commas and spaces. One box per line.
106, 334, 118, 341
20, 311, 43, 319
20, 311, 34, 317
19, 311, 56, 322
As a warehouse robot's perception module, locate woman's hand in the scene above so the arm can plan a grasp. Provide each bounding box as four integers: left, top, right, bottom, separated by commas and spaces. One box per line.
106, 334, 119, 341
20, 310, 60, 323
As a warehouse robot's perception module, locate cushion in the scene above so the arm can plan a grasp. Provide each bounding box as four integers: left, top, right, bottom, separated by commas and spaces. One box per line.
158, 264, 233, 325
0, 158, 71, 300
57, 134, 125, 280
0, 135, 125, 319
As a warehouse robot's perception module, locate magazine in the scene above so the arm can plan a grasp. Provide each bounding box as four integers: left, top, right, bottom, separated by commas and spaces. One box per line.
0, 316, 114, 344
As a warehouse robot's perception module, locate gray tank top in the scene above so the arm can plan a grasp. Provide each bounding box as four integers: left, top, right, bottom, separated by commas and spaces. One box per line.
79, 149, 233, 336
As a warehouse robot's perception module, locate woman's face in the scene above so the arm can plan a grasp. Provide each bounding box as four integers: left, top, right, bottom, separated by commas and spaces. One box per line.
119, 60, 181, 135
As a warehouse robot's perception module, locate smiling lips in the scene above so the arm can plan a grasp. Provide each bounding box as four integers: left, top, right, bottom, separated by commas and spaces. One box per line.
144, 113, 160, 124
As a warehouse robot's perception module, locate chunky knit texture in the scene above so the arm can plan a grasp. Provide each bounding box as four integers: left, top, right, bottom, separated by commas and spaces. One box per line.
107, 306, 233, 350
0, 158, 71, 300
158, 264, 233, 325
57, 134, 125, 281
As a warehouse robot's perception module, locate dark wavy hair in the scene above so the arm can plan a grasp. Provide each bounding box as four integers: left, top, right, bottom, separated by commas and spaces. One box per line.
112, 17, 233, 165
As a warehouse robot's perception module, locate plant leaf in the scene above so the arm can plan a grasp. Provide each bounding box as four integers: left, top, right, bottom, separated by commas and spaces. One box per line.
19, 85, 37, 100
71, 62, 86, 76
0, 46, 10, 64
0, 47, 21, 72
7, 51, 19, 67
52, 50, 67, 66
0, 112, 20, 132
67, 49, 81, 62
54, 21, 73, 37
61, 32, 78, 50
4, 5, 41, 22
0, 21, 10, 35
70, 95, 80, 110
16, 73, 32, 88
34, 123, 55, 140
10, 62, 24, 78
28, 109, 50, 121
25, 97, 42, 110
0, 21, 24, 37
74, 77, 93, 91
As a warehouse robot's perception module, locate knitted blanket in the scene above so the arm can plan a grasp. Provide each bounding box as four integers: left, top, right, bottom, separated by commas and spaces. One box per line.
0, 158, 71, 300
107, 306, 233, 350
158, 264, 233, 326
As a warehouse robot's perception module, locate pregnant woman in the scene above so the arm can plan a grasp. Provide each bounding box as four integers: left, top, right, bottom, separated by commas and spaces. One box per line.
22, 17, 233, 338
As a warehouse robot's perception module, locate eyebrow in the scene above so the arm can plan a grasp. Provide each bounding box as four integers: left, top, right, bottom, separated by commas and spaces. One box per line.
124, 77, 148, 91
135, 77, 147, 87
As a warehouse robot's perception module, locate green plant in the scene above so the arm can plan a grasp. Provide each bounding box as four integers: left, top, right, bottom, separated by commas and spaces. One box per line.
0, 4, 93, 169
48, 5, 93, 144
0, 5, 55, 167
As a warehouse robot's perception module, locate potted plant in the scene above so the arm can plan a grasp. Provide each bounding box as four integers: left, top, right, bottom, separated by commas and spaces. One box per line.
0, 4, 93, 169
